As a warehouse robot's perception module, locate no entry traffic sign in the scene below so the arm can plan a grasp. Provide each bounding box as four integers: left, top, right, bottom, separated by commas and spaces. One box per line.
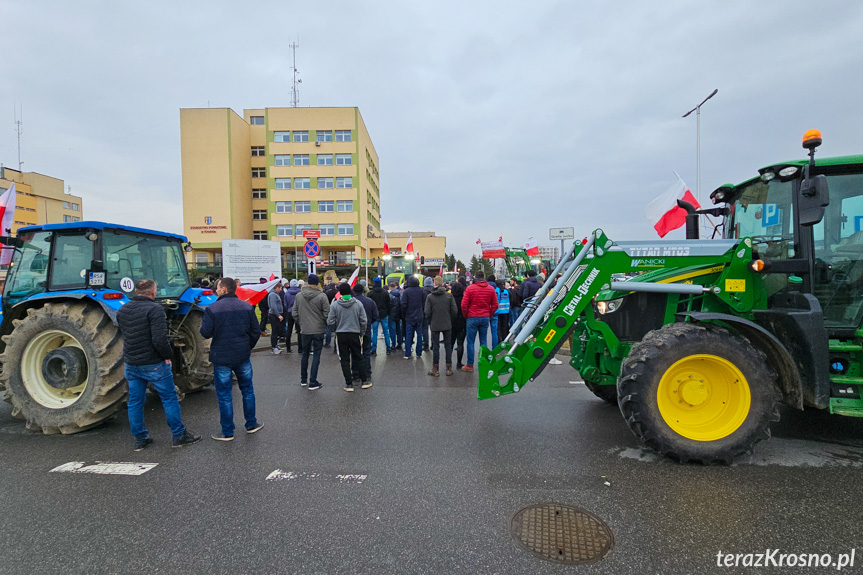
304, 240, 320, 258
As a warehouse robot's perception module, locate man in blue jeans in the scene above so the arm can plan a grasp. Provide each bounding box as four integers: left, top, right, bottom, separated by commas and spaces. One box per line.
200, 277, 265, 441
116, 279, 201, 451
460, 271, 498, 372
400, 275, 426, 359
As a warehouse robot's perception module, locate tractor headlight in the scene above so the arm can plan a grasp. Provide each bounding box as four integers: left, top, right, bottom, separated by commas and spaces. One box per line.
596, 297, 624, 315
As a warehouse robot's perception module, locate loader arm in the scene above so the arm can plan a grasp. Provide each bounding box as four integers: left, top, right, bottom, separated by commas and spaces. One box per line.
478, 229, 756, 399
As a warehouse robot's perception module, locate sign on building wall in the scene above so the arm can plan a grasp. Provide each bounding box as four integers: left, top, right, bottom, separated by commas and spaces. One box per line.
221, 239, 282, 284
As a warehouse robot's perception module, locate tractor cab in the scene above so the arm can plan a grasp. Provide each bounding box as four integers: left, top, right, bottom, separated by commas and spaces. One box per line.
382, 253, 417, 285
3, 221, 193, 313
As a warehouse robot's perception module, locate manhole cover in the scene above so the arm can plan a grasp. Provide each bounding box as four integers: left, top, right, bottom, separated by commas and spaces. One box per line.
510, 503, 614, 565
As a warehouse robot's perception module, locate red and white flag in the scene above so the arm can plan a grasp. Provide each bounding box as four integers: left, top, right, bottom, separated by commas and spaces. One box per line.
439, 263, 444, 276
524, 238, 539, 256
475, 237, 481, 245
347, 266, 360, 288
645, 177, 700, 238
235, 277, 282, 306
405, 234, 414, 253
498, 235, 502, 242
383, 234, 390, 255
0, 183, 18, 266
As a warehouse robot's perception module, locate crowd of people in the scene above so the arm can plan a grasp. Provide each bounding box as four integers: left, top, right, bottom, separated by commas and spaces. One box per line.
116, 270, 549, 451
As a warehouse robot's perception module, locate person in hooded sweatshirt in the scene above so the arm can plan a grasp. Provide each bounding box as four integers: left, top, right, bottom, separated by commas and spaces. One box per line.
400, 275, 427, 359
450, 277, 467, 369
421, 276, 436, 351
327, 282, 370, 391
367, 277, 392, 355
283, 279, 302, 352
292, 274, 330, 390
424, 275, 458, 376
351, 283, 378, 384
519, 270, 543, 303
460, 270, 498, 372
387, 280, 403, 351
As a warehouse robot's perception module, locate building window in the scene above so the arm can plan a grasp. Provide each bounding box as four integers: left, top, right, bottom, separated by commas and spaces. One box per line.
63, 201, 71, 209
274, 131, 290, 142
317, 154, 333, 166
336, 177, 352, 188
63, 215, 72, 222
337, 224, 354, 236
318, 200, 334, 212
293, 154, 310, 166
295, 224, 312, 235
293, 131, 309, 143
72, 203, 79, 211
318, 177, 334, 189
336, 153, 352, 166
252, 167, 266, 178
295, 201, 311, 213
294, 177, 310, 189
335, 130, 351, 142
337, 200, 353, 212
274, 154, 291, 166
316, 130, 333, 142
250, 116, 265, 125
275, 178, 291, 190
251, 146, 265, 156
253, 231, 267, 240
252, 210, 267, 220
277, 225, 293, 237
275, 201, 292, 213
252, 188, 267, 199
319, 224, 335, 236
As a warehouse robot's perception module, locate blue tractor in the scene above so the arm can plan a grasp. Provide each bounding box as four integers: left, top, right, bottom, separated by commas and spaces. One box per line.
0, 222, 217, 434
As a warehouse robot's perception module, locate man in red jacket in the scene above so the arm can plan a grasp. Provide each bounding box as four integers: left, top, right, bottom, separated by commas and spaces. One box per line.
460, 271, 498, 372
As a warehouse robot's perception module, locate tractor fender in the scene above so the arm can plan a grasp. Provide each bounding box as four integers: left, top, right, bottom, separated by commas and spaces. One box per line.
677, 312, 804, 410
6, 292, 119, 326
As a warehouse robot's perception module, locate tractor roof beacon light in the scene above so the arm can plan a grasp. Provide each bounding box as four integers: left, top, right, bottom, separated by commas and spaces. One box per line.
802, 129, 822, 151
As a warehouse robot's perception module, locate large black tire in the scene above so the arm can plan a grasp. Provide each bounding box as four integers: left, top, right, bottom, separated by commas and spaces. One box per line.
0, 302, 126, 434
172, 310, 212, 395
584, 379, 618, 404
617, 322, 779, 464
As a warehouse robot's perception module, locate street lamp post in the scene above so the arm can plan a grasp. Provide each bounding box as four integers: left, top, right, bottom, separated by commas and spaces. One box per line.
682, 88, 718, 209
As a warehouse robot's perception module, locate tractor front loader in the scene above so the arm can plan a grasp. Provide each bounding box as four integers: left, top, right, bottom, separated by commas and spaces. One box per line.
478, 130, 863, 463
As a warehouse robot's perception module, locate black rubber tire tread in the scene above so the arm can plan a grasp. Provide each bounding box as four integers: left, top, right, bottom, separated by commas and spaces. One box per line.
0, 302, 126, 434
584, 378, 618, 404
172, 310, 212, 394
617, 322, 780, 464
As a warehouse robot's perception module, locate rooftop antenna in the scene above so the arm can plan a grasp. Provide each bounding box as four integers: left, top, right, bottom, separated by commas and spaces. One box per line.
14, 103, 23, 171
290, 40, 302, 107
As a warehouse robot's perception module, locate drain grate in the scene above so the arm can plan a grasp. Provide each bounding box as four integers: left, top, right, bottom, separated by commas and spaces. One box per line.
510, 503, 614, 565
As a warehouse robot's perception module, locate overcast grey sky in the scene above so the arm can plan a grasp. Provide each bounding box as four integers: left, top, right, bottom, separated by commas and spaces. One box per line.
3, 0, 862, 262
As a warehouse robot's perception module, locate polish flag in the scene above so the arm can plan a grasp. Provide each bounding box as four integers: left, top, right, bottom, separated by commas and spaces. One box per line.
383, 234, 390, 255
475, 237, 481, 245
268, 273, 276, 281
524, 238, 540, 256
498, 235, 502, 242
0, 183, 18, 266
405, 234, 414, 253
335, 267, 361, 300
439, 263, 444, 276
235, 277, 282, 306
645, 177, 700, 238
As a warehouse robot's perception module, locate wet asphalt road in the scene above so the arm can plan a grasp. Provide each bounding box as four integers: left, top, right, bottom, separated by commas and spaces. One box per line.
1, 343, 862, 575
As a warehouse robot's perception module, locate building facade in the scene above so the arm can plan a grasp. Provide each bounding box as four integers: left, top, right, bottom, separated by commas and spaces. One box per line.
538, 245, 559, 264
181, 107, 389, 274
0, 166, 84, 234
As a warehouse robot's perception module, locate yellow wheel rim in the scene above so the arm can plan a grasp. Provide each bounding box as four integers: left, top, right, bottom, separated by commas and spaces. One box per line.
656, 354, 751, 441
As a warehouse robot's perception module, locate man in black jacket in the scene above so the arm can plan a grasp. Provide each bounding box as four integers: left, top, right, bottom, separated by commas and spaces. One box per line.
117, 279, 201, 451
200, 277, 265, 441
351, 282, 379, 383
367, 277, 392, 355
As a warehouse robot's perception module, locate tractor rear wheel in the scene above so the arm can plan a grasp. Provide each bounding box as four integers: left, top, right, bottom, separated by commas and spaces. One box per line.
617, 322, 779, 464
172, 311, 212, 395
0, 302, 126, 434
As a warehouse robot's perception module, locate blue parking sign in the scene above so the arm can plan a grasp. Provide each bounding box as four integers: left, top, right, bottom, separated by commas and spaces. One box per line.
762, 204, 780, 227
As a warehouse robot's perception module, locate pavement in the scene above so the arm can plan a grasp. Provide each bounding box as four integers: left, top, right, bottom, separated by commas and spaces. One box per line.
1, 340, 862, 574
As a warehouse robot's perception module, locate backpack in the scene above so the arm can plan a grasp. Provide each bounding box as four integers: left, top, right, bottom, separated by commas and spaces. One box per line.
496, 287, 510, 314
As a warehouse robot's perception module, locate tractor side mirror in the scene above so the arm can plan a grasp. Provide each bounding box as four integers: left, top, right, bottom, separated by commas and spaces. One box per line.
799, 174, 829, 226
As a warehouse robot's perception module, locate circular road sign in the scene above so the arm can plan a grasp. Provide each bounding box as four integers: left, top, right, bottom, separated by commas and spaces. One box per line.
304, 240, 320, 258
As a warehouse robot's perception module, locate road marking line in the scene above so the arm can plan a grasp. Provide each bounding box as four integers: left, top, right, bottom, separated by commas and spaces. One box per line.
266, 469, 367, 484
50, 461, 158, 476
569, 380, 584, 384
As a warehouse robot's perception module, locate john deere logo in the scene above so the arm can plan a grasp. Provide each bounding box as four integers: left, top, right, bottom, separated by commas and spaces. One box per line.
204, 216, 212, 225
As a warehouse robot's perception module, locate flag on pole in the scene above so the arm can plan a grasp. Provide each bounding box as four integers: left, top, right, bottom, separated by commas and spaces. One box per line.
498, 235, 503, 242
524, 238, 540, 256
405, 234, 414, 253
383, 234, 390, 255
0, 183, 19, 266
644, 176, 700, 238
475, 237, 481, 245
347, 266, 360, 288
235, 277, 283, 306
439, 263, 444, 276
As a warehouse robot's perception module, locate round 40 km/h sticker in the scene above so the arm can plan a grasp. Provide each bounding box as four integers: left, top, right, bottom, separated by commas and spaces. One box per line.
120, 277, 135, 292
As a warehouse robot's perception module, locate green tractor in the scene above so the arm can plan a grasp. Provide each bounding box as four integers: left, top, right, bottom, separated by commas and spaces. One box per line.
478, 130, 863, 463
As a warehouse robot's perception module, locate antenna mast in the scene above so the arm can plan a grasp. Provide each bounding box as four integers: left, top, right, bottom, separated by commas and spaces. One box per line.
290, 41, 301, 108
14, 104, 23, 171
